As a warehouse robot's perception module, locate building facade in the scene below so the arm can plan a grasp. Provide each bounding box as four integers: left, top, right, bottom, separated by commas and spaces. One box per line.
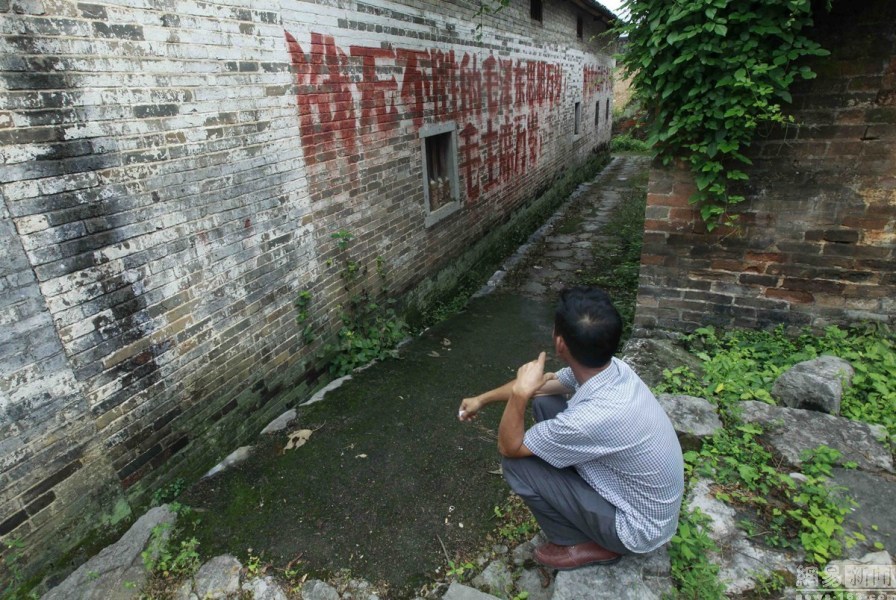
0, 0, 615, 581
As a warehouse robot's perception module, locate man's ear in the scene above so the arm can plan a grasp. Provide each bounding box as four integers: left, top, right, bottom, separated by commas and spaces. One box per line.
554, 332, 567, 357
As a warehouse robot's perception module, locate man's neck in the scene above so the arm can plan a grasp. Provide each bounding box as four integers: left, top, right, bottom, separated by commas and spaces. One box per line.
570, 358, 613, 385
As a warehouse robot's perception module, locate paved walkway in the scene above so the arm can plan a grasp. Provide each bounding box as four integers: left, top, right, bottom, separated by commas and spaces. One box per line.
178, 154, 652, 598
505, 155, 649, 300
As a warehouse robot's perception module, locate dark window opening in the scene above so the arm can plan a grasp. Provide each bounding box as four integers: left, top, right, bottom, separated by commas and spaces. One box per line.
425, 132, 454, 212
595, 102, 600, 128
577, 15, 583, 39
605, 98, 610, 122
531, 0, 543, 22
574, 102, 581, 135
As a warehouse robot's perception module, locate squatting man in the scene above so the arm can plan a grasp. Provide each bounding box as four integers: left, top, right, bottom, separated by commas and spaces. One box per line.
458, 287, 684, 570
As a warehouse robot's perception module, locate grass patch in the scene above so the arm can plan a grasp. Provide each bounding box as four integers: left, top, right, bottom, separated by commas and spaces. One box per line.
610, 133, 652, 154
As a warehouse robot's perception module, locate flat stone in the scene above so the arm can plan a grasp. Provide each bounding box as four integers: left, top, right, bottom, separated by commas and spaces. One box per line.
242, 575, 288, 600
260, 409, 296, 434
203, 446, 253, 479
190, 555, 242, 599
470, 559, 512, 596
655, 394, 722, 450
543, 249, 574, 258
42, 505, 177, 600
339, 578, 380, 600
441, 582, 500, 600
514, 568, 554, 600
830, 467, 896, 558
301, 579, 340, 600
530, 267, 561, 281
512, 533, 544, 565
551, 546, 672, 600
621, 337, 704, 389
739, 401, 893, 473
551, 261, 578, 271
772, 356, 854, 415
687, 479, 803, 595
520, 281, 546, 296
544, 234, 576, 244
302, 374, 353, 406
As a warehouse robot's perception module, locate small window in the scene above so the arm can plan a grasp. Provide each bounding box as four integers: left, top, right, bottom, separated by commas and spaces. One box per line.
605, 98, 610, 122
595, 101, 600, 128
420, 122, 460, 227
577, 15, 583, 39
574, 102, 581, 135
530, 0, 542, 22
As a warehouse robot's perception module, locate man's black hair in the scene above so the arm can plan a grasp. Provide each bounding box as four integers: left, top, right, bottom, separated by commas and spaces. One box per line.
554, 287, 622, 368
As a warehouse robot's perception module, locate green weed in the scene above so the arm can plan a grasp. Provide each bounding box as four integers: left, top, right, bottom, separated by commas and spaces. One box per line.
660, 324, 894, 595
445, 559, 475, 580
294, 289, 315, 344
610, 133, 652, 154
667, 507, 725, 599
325, 292, 408, 377
151, 478, 187, 506
492, 497, 539, 545
1, 539, 38, 600
660, 324, 896, 440
141, 524, 201, 580
318, 230, 409, 376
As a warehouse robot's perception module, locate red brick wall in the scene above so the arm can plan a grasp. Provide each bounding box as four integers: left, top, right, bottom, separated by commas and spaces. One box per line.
635, 0, 896, 336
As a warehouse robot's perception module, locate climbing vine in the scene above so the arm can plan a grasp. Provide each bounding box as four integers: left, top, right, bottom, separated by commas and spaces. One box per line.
473, 0, 511, 40
617, 0, 829, 229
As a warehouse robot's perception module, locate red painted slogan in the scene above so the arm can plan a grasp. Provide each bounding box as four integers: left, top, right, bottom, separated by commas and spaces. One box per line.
284, 31, 566, 202
583, 64, 611, 99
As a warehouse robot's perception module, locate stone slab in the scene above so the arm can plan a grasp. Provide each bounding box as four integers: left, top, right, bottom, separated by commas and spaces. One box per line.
551, 546, 672, 600
739, 401, 892, 473
42, 505, 176, 600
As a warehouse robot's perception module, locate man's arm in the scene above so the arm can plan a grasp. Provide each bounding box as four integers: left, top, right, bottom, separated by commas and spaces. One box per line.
458, 367, 570, 421
497, 352, 548, 458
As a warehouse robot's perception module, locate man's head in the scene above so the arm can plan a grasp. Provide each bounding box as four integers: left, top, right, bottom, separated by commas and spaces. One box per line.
553, 287, 622, 369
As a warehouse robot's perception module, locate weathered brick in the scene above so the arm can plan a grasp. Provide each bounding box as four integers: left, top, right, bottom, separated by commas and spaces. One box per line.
637, 0, 895, 334
765, 288, 815, 304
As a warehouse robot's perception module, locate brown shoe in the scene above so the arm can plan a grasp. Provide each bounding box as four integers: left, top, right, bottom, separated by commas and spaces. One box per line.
534, 541, 621, 570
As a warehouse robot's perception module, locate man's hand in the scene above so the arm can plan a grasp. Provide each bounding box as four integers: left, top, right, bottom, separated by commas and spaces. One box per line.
458, 396, 484, 422
512, 352, 550, 399
457, 357, 559, 423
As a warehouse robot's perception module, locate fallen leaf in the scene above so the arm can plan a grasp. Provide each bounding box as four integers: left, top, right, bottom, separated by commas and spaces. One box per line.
428, 350, 441, 357
441, 338, 451, 346
488, 467, 503, 475
284, 429, 313, 451
355, 454, 368, 459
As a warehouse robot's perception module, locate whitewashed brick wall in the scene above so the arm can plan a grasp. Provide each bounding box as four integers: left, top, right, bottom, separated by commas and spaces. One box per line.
0, 0, 614, 579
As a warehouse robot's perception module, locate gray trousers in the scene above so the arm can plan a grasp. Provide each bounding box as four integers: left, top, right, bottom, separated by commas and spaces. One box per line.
502, 394, 629, 554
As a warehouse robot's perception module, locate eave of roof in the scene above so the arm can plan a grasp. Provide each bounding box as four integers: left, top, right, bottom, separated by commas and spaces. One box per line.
573, 0, 618, 25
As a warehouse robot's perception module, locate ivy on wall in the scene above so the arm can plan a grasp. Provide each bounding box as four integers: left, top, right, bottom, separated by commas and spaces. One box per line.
617, 0, 829, 229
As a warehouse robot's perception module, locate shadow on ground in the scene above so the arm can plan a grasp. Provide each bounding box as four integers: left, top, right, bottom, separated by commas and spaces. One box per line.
181, 293, 564, 596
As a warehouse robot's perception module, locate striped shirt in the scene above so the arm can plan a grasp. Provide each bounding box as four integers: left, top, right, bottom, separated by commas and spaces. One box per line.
523, 358, 684, 553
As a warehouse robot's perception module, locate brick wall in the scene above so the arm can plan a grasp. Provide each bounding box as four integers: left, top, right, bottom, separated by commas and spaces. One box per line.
635, 0, 895, 336
0, 0, 614, 581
